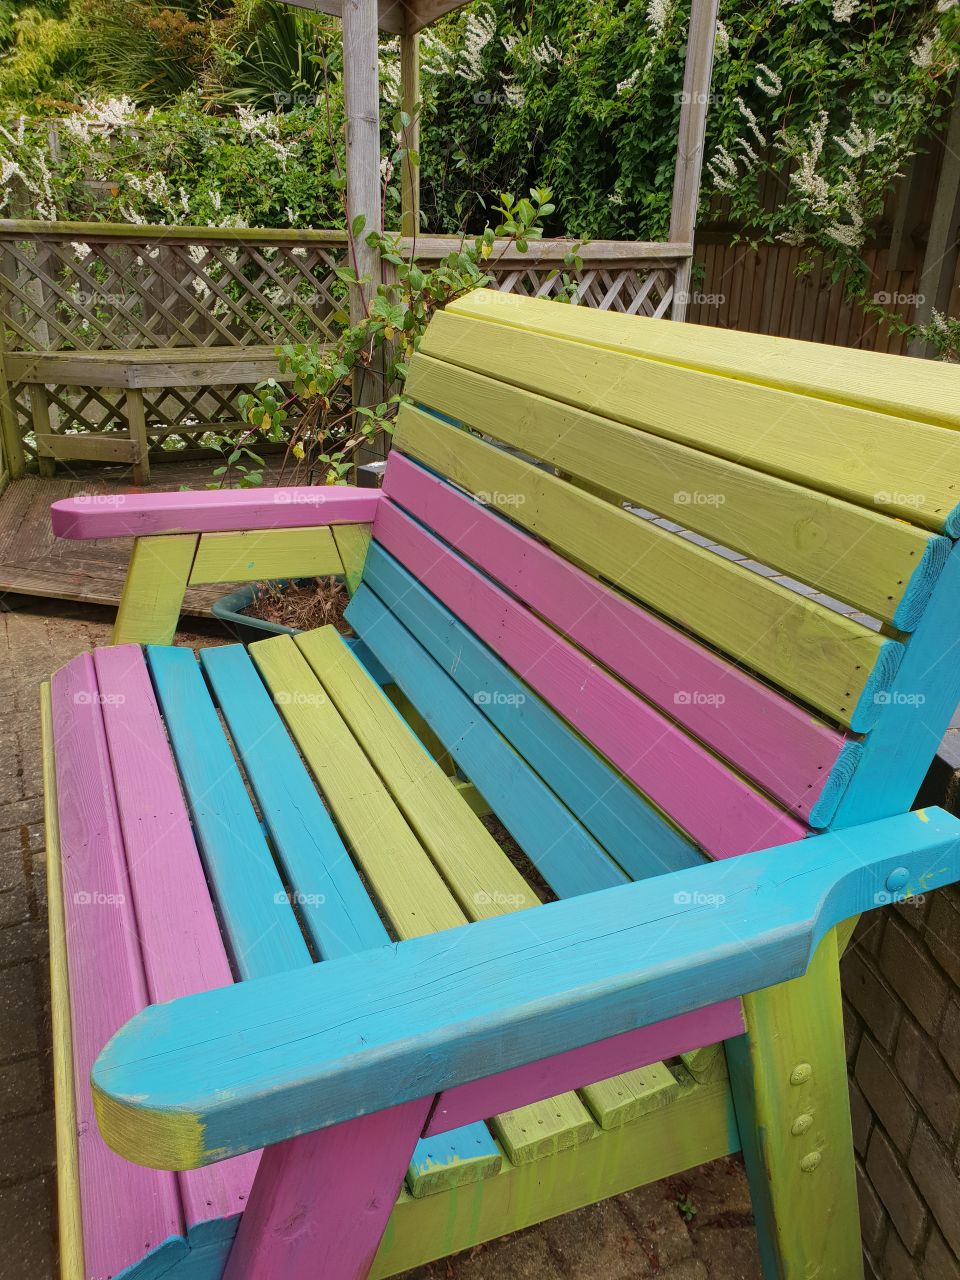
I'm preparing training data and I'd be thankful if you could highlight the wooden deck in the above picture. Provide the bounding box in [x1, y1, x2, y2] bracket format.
[0, 460, 284, 615]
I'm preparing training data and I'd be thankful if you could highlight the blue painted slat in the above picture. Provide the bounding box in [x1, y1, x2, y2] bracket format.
[360, 544, 705, 879]
[146, 645, 310, 979]
[198, 644, 500, 1190]
[828, 542, 960, 829]
[200, 644, 385, 960]
[345, 587, 630, 899]
[93, 807, 960, 1163]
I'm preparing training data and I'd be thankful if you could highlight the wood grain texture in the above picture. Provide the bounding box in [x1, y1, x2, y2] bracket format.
[405, 353, 945, 628]
[425, 1002, 744, 1136]
[447, 288, 960, 436]
[91, 808, 960, 1166]
[113, 534, 198, 645]
[332, 521, 373, 595]
[359, 543, 703, 877]
[93, 645, 258, 1232]
[146, 644, 311, 979]
[345, 588, 632, 895]
[726, 930, 864, 1279]
[51, 485, 380, 539]
[252, 631, 596, 1171]
[372, 1079, 736, 1278]
[830, 542, 960, 829]
[50, 654, 184, 1277]
[41, 682, 84, 1280]
[200, 641, 502, 1197]
[365, 517, 806, 857]
[381, 456, 848, 820]
[424, 302, 960, 535]
[224, 1098, 433, 1280]
[394, 406, 901, 732]
[188, 527, 344, 585]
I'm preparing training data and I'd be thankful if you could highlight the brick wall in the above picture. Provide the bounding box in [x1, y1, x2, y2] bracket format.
[841, 841, 960, 1278]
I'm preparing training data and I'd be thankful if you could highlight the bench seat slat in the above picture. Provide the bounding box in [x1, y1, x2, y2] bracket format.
[50, 654, 184, 1279]
[406, 353, 947, 628]
[93, 645, 258, 1235]
[382, 454, 849, 822]
[364, 521, 806, 857]
[198, 643, 500, 1197]
[431, 299, 960, 535]
[250, 633, 598, 1170]
[146, 646, 311, 979]
[395, 407, 902, 733]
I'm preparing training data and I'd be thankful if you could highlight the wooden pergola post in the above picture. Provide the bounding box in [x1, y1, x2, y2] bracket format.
[908, 78, 960, 357]
[669, 0, 720, 321]
[400, 31, 421, 237]
[342, 0, 383, 322]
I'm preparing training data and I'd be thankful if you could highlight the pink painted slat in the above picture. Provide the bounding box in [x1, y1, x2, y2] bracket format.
[93, 645, 260, 1235]
[425, 1001, 745, 1136]
[223, 1096, 433, 1280]
[374, 500, 808, 858]
[382, 453, 846, 820]
[51, 653, 183, 1279]
[51, 485, 380, 539]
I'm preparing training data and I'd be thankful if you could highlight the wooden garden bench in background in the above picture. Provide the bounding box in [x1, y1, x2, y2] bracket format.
[8, 345, 293, 484]
[43, 289, 960, 1280]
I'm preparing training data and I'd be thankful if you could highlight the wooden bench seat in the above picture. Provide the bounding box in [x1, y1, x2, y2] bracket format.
[43, 289, 960, 1280]
[10, 345, 296, 484]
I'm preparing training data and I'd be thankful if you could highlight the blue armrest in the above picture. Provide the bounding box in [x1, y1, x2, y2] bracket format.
[93, 808, 960, 1169]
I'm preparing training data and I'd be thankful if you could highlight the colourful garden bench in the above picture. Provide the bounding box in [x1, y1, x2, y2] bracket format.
[44, 289, 960, 1280]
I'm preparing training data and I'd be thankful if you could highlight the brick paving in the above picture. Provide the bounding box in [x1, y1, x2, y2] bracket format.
[0, 596, 762, 1280]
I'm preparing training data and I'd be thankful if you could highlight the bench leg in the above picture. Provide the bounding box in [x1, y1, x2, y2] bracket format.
[223, 1096, 433, 1280]
[725, 928, 863, 1280]
[125, 388, 150, 486]
[29, 384, 56, 478]
[113, 534, 198, 645]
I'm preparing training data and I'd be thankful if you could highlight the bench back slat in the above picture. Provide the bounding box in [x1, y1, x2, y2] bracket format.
[394, 404, 901, 733]
[405, 353, 949, 630]
[382, 454, 849, 822]
[366, 510, 806, 858]
[431, 292, 960, 534]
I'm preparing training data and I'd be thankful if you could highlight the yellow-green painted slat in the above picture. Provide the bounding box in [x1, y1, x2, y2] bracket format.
[680, 1044, 729, 1084]
[421, 307, 960, 535]
[580, 1061, 680, 1130]
[295, 626, 532, 922]
[406, 354, 944, 629]
[448, 288, 960, 434]
[394, 407, 898, 730]
[331, 523, 373, 595]
[113, 534, 198, 645]
[189, 526, 343, 585]
[249, 631, 598, 1168]
[370, 1077, 738, 1278]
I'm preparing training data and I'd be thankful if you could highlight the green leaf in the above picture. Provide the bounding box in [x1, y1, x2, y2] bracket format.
[351, 213, 367, 237]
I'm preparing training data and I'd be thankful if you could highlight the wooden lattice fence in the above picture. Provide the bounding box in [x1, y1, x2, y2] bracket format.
[0, 221, 691, 474]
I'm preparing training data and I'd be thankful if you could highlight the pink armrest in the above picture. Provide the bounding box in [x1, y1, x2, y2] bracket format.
[51, 486, 381, 539]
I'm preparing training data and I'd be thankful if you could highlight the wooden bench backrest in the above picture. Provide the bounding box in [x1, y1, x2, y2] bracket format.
[353, 289, 960, 866]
